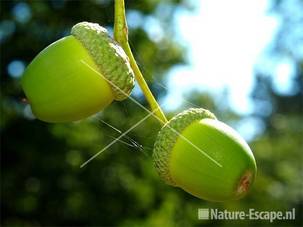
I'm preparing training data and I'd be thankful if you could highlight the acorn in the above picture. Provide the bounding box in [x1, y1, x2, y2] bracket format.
[153, 108, 257, 202]
[21, 22, 135, 123]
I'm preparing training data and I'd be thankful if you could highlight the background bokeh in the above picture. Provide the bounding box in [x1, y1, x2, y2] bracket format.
[1, 0, 302, 226]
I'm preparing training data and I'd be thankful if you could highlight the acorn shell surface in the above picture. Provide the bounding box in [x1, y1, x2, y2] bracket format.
[170, 118, 256, 201]
[22, 35, 114, 122]
[153, 108, 257, 201]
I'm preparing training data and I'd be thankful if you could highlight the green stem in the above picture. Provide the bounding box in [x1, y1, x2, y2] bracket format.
[114, 0, 168, 124]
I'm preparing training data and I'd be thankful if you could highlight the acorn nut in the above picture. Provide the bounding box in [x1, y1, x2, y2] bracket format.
[153, 108, 257, 202]
[21, 22, 135, 123]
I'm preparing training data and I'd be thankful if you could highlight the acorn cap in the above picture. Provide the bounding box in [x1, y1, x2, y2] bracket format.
[71, 22, 135, 101]
[153, 108, 217, 185]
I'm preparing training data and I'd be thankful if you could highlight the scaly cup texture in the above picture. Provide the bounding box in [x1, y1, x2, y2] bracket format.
[22, 22, 135, 122]
[153, 108, 257, 202]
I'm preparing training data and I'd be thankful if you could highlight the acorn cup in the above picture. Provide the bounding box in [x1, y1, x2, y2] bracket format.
[21, 22, 135, 123]
[153, 108, 257, 202]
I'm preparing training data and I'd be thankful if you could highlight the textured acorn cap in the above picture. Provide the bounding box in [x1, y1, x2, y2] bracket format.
[153, 108, 217, 186]
[71, 22, 135, 101]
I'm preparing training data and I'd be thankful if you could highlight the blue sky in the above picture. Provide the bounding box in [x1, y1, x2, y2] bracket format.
[162, 0, 280, 114]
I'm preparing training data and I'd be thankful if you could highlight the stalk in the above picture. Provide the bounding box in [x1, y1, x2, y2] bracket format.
[114, 0, 168, 124]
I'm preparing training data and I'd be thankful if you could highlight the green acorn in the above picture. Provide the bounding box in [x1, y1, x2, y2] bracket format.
[153, 108, 257, 202]
[21, 22, 135, 123]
